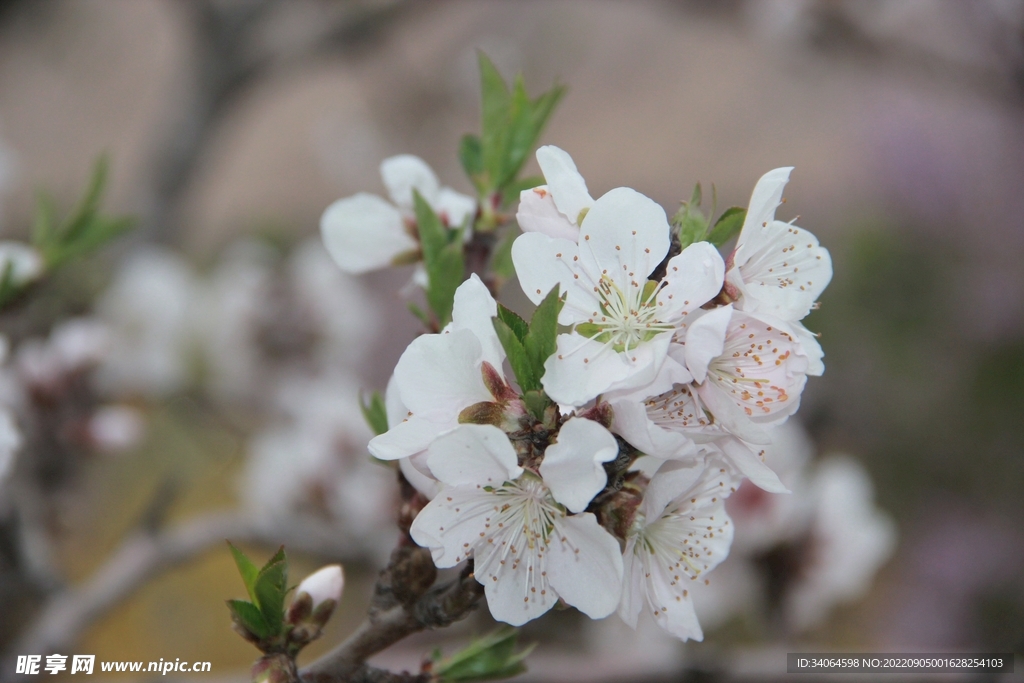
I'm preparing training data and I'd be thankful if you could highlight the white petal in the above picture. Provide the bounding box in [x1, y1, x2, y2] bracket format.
[426, 424, 522, 487]
[393, 328, 490, 417]
[704, 310, 808, 425]
[399, 453, 441, 499]
[380, 154, 440, 209]
[719, 437, 788, 493]
[694, 383, 771, 444]
[656, 241, 725, 323]
[410, 486, 493, 567]
[547, 512, 624, 619]
[368, 415, 441, 461]
[536, 145, 593, 225]
[434, 187, 476, 228]
[647, 557, 703, 641]
[541, 333, 648, 407]
[320, 193, 416, 274]
[617, 538, 645, 628]
[682, 305, 732, 384]
[511, 232, 587, 324]
[578, 187, 670, 291]
[792, 320, 825, 376]
[609, 397, 695, 461]
[740, 167, 791, 236]
[540, 417, 618, 513]
[450, 275, 504, 370]
[733, 220, 832, 321]
[641, 460, 705, 521]
[516, 186, 581, 242]
[478, 542, 557, 626]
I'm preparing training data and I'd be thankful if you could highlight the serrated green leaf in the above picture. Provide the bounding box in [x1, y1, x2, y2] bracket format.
[426, 241, 465, 328]
[459, 134, 484, 190]
[254, 558, 288, 634]
[478, 52, 511, 189]
[360, 391, 389, 436]
[707, 206, 746, 247]
[493, 317, 536, 392]
[523, 285, 564, 384]
[227, 599, 272, 640]
[496, 76, 537, 190]
[415, 190, 464, 327]
[260, 546, 287, 573]
[689, 182, 702, 209]
[435, 626, 535, 683]
[228, 542, 260, 604]
[496, 303, 529, 343]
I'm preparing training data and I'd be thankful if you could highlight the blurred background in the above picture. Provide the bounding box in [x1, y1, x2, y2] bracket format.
[0, 1, 1022, 681]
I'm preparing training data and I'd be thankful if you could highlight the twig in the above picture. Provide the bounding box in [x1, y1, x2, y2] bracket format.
[2, 511, 370, 670]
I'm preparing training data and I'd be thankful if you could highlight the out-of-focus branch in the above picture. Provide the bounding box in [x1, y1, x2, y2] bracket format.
[3, 511, 370, 667]
[147, 0, 415, 244]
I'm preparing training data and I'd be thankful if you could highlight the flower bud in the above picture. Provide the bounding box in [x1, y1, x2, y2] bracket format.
[296, 564, 343, 611]
[286, 565, 343, 644]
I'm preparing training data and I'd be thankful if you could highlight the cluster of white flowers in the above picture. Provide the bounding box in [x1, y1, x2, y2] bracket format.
[331, 145, 833, 641]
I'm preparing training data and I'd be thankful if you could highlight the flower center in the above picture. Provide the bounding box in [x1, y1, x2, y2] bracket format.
[575, 276, 673, 352]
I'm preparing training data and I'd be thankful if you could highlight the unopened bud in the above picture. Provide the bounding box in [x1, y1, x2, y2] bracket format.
[295, 565, 344, 612]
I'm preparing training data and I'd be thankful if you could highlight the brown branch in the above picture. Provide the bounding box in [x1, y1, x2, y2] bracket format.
[2, 511, 370, 664]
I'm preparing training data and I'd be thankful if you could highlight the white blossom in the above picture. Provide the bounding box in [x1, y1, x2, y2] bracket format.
[726, 167, 832, 375]
[96, 249, 196, 396]
[784, 455, 896, 629]
[368, 274, 505, 461]
[321, 155, 475, 274]
[410, 424, 624, 626]
[619, 458, 738, 641]
[512, 188, 724, 406]
[87, 405, 145, 454]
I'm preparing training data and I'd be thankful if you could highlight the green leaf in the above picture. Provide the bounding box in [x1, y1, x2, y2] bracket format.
[459, 132, 487, 197]
[254, 557, 288, 634]
[492, 317, 536, 392]
[478, 52, 511, 189]
[496, 76, 537, 190]
[434, 626, 535, 682]
[523, 285, 564, 384]
[522, 390, 550, 422]
[227, 599, 272, 640]
[459, 134, 483, 183]
[707, 206, 746, 247]
[414, 190, 465, 327]
[360, 391, 389, 436]
[228, 542, 260, 605]
[689, 181, 702, 209]
[496, 303, 529, 343]
[427, 241, 465, 328]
